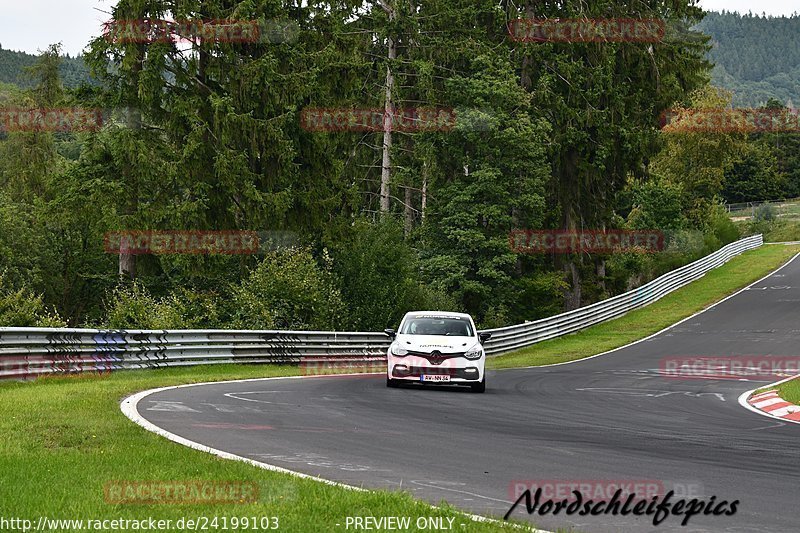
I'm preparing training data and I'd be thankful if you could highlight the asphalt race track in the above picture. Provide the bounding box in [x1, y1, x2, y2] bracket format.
[135, 254, 800, 533]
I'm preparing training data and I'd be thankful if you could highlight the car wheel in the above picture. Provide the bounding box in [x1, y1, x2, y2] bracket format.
[387, 377, 400, 388]
[471, 377, 486, 393]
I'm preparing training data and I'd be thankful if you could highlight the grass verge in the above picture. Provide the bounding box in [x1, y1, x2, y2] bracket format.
[0, 365, 529, 531]
[775, 377, 800, 405]
[488, 244, 800, 369]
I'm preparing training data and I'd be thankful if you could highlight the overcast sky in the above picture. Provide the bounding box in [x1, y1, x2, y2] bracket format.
[0, 0, 798, 56]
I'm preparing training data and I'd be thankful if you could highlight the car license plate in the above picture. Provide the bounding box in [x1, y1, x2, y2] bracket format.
[421, 375, 450, 382]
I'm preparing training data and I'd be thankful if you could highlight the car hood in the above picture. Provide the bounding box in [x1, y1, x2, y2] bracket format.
[394, 334, 478, 353]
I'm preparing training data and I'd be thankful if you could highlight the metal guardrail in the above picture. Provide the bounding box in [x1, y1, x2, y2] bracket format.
[0, 330, 391, 380]
[480, 234, 763, 354]
[0, 235, 763, 379]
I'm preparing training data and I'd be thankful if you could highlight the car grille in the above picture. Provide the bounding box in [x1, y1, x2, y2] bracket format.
[405, 350, 466, 363]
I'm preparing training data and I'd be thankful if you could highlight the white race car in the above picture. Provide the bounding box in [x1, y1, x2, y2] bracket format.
[384, 311, 491, 393]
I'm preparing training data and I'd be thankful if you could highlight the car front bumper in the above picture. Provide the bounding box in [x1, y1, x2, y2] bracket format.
[387, 354, 484, 383]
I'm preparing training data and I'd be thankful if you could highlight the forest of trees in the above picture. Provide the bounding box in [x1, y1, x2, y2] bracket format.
[0, 45, 93, 89]
[0, 1, 798, 333]
[695, 12, 800, 107]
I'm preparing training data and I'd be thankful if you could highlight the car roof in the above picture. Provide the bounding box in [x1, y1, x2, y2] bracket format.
[403, 311, 473, 320]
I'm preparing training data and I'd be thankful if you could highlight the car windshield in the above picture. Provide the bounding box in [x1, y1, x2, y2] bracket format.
[400, 316, 474, 336]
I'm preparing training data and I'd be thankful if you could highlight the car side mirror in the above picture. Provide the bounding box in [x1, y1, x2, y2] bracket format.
[384, 328, 396, 340]
[479, 332, 492, 343]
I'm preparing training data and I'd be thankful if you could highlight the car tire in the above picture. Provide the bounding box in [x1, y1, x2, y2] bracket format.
[387, 377, 400, 388]
[471, 377, 486, 393]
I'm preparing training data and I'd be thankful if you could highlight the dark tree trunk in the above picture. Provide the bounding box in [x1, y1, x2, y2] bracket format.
[562, 260, 582, 311]
[558, 150, 583, 311]
[596, 258, 606, 293]
[379, 1, 396, 213]
[404, 185, 414, 236]
[118, 42, 145, 281]
[421, 163, 428, 224]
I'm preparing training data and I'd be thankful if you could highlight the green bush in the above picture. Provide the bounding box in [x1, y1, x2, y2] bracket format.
[479, 305, 510, 329]
[662, 230, 707, 257]
[627, 180, 687, 230]
[0, 274, 65, 327]
[753, 203, 777, 222]
[605, 230, 713, 295]
[104, 282, 185, 329]
[507, 271, 568, 323]
[227, 247, 345, 331]
[0, 195, 49, 296]
[331, 219, 459, 330]
[410, 283, 461, 316]
[606, 251, 654, 294]
[161, 288, 223, 329]
[708, 204, 740, 247]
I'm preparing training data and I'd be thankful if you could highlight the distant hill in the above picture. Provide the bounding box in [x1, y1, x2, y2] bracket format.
[0, 45, 95, 89]
[696, 12, 800, 107]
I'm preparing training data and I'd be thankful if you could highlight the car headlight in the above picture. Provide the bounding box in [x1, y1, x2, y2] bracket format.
[391, 345, 408, 357]
[464, 346, 483, 360]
